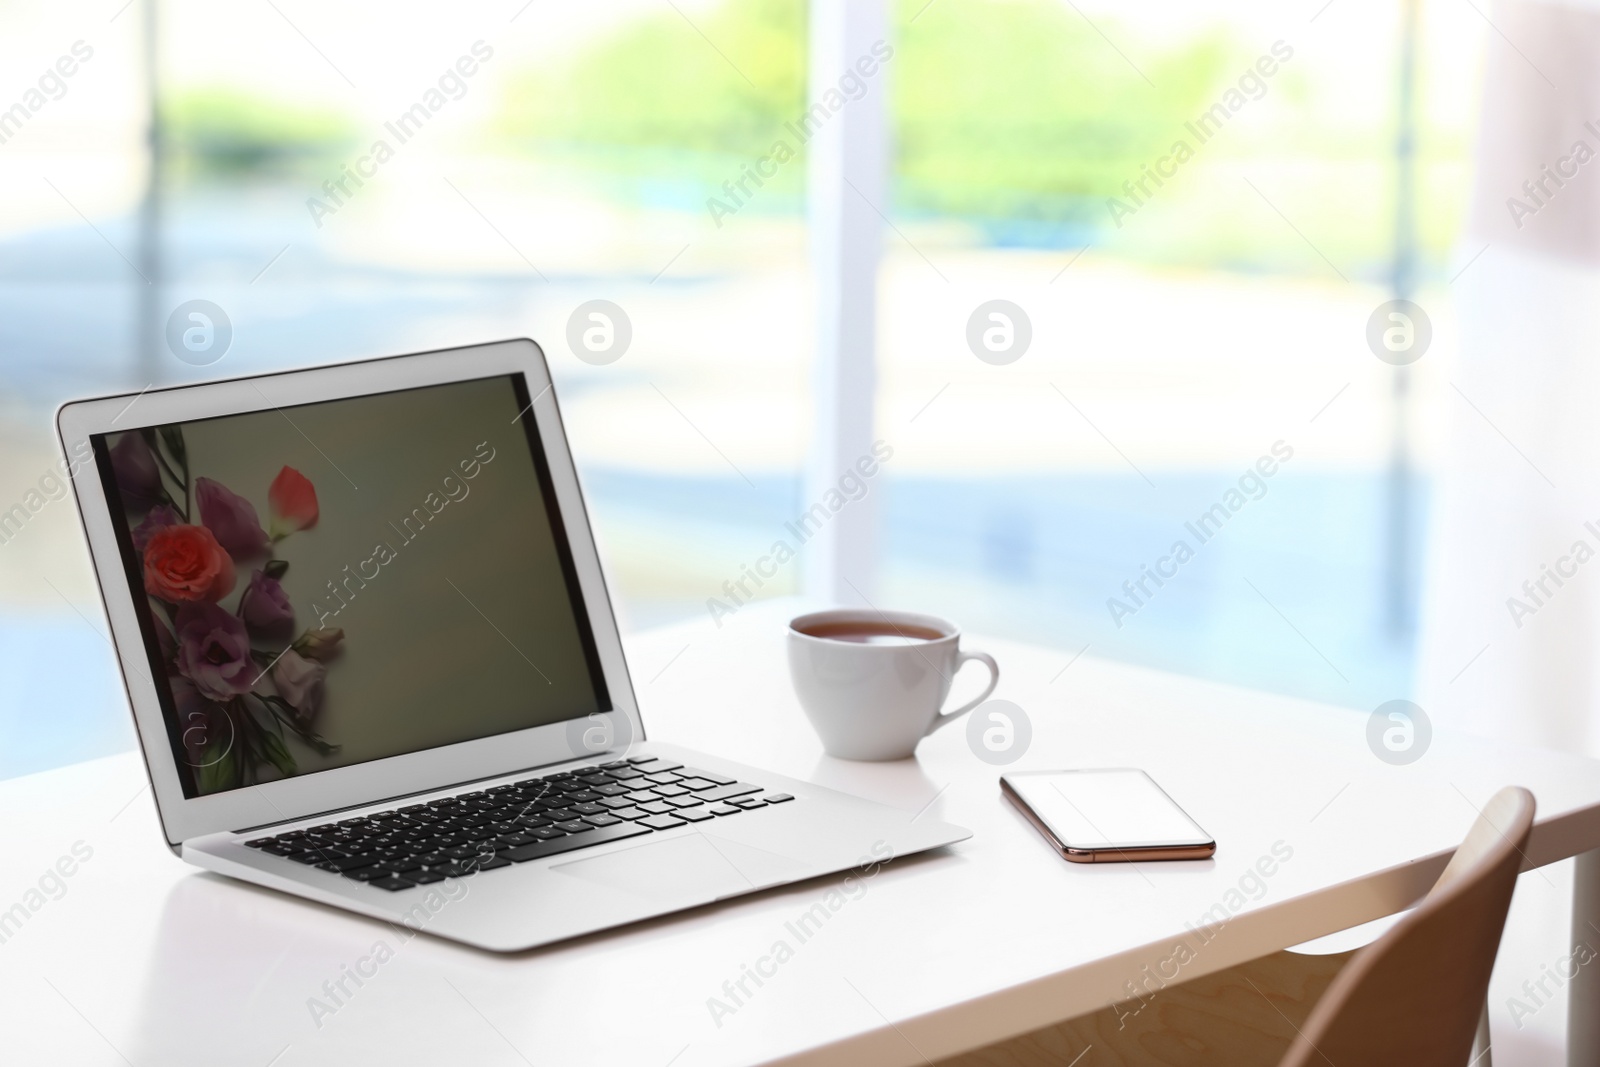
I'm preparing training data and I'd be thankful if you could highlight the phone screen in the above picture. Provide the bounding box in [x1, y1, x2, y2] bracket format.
[1004, 769, 1212, 850]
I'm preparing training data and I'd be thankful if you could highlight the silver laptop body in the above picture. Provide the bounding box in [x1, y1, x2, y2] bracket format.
[59, 338, 968, 951]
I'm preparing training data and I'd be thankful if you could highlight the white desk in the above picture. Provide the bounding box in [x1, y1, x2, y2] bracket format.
[5, 599, 1600, 1066]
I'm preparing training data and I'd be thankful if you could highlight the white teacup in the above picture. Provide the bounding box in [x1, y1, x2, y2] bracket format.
[787, 608, 1000, 761]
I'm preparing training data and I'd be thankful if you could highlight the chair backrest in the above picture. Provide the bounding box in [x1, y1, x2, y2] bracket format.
[1278, 786, 1535, 1067]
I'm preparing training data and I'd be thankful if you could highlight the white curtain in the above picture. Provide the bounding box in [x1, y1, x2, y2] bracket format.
[1418, 0, 1600, 753]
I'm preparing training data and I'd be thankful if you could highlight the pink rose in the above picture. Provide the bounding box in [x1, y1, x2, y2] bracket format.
[144, 525, 235, 603]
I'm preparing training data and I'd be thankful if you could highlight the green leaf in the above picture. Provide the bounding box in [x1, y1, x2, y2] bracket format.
[196, 757, 233, 794]
[158, 425, 187, 467]
[260, 729, 298, 778]
[259, 693, 340, 756]
[264, 559, 288, 580]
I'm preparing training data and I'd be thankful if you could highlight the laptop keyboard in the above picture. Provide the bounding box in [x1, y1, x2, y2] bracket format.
[243, 756, 794, 891]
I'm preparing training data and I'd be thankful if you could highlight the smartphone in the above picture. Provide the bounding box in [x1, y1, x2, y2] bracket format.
[1000, 769, 1215, 862]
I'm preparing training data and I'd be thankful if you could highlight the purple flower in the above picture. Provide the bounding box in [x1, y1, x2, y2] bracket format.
[110, 434, 162, 507]
[196, 477, 270, 559]
[132, 505, 180, 555]
[175, 602, 256, 702]
[240, 569, 294, 641]
[272, 649, 326, 720]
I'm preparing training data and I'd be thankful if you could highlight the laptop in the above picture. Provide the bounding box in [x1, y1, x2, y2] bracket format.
[58, 338, 969, 952]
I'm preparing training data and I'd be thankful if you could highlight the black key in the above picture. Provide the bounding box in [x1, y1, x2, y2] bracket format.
[337, 817, 369, 827]
[638, 801, 675, 815]
[578, 774, 612, 786]
[528, 826, 566, 840]
[592, 784, 629, 797]
[665, 796, 703, 809]
[765, 793, 795, 804]
[503, 821, 652, 863]
[346, 868, 388, 882]
[446, 845, 485, 859]
[318, 854, 381, 873]
[515, 815, 553, 829]
[245, 838, 271, 849]
[461, 791, 485, 800]
[697, 782, 762, 803]
[380, 856, 425, 873]
[494, 833, 535, 848]
[639, 814, 686, 830]
[706, 804, 741, 816]
[565, 790, 602, 803]
[398, 806, 426, 814]
[681, 769, 736, 786]
[410, 870, 446, 885]
[310, 822, 339, 832]
[626, 755, 658, 764]
[582, 813, 623, 827]
[571, 802, 607, 816]
[675, 807, 714, 823]
[608, 807, 649, 820]
[290, 847, 348, 865]
[632, 759, 683, 774]
[487, 784, 516, 794]
[678, 778, 718, 792]
[555, 821, 593, 834]
[369, 876, 418, 891]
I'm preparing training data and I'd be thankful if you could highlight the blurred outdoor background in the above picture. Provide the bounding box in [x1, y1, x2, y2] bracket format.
[1, 0, 1477, 782]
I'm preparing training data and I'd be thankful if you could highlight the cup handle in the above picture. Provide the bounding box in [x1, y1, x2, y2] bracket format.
[927, 649, 1000, 735]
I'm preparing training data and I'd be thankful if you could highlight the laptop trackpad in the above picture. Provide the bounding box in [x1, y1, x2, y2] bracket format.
[550, 833, 806, 903]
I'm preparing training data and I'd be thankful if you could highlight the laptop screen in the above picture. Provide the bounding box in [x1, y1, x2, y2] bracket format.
[90, 372, 610, 798]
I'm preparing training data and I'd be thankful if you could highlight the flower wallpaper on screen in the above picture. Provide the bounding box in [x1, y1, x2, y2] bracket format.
[109, 425, 342, 794]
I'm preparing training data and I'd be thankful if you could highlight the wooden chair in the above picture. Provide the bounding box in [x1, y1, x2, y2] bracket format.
[936, 786, 1535, 1067]
[1278, 784, 1534, 1067]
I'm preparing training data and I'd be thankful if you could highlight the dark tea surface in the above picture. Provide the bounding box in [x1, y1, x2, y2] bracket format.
[794, 620, 948, 645]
